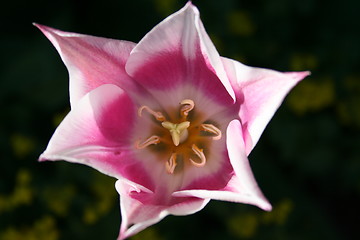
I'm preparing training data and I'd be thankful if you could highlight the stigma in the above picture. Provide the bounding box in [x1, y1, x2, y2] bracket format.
[161, 121, 190, 146]
[136, 99, 222, 174]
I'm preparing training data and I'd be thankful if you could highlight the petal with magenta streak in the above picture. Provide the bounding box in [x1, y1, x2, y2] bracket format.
[40, 84, 153, 189]
[125, 2, 234, 108]
[34, 23, 138, 107]
[222, 57, 310, 155]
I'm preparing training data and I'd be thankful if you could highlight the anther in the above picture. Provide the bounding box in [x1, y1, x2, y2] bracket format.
[180, 99, 195, 117]
[189, 144, 206, 167]
[138, 105, 166, 121]
[135, 135, 160, 149]
[165, 153, 177, 174]
[200, 124, 222, 140]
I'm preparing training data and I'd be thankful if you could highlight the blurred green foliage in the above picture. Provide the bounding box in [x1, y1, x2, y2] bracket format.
[1, 0, 359, 239]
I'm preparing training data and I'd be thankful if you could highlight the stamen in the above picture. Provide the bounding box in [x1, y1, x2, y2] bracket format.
[165, 153, 177, 174]
[189, 144, 206, 167]
[162, 121, 190, 146]
[180, 99, 195, 117]
[200, 123, 222, 140]
[138, 105, 166, 121]
[135, 135, 160, 149]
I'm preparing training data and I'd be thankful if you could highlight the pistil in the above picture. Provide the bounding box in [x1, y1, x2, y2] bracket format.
[161, 121, 190, 146]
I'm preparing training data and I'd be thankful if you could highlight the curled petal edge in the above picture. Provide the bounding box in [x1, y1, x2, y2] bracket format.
[115, 179, 210, 239]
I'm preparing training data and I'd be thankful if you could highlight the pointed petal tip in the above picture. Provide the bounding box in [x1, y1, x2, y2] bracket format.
[265, 205, 272, 211]
[38, 154, 47, 162]
[33, 23, 69, 38]
[286, 70, 311, 81]
[249, 191, 272, 211]
[33, 23, 57, 39]
[259, 200, 272, 212]
[117, 224, 135, 240]
[117, 230, 127, 240]
[38, 152, 55, 162]
[303, 70, 311, 76]
[298, 70, 311, 79]
[184, 1, 194, 8]
[33, 22, 49, 31]
[252, 192, 272, 211]
[33, 23, 47, 33]
[32, 22, 44, 28]
[181, 1, 199, 16]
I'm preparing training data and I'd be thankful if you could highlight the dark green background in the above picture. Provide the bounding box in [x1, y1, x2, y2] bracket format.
[1, 0, 359, 239]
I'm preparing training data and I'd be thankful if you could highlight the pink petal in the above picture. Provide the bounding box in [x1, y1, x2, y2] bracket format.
[115, 179, 209, 240]
[34, 24, 137, 107]
[222, 57, 310, 155]
[39, 84, 152, 187]
[225, 120, 271, 210]
[125, 2, 235, 107]
[173, 120, 271, 211]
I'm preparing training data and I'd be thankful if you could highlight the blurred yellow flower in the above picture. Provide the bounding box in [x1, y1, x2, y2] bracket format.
[228, 11, 255, 37]
[154, 0, 177, 16]
[262, 198, 294, 225]
[336, 75, 360, 127]
[287, 76, 335, 115]
[130, 228, 164, 240]
[290, 53, 318, 71]
[0, 169, 33, 213]
[0, 216, 58, 240]
[42, 185, 75, 216]
[228, 213, 258, 238]
[83, 173, 116, 224]
[11, 134, 35, 158]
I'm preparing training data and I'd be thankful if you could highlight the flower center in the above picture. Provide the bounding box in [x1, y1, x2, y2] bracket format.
[135, 99, 222, 174]
[161, 121, 190, 146]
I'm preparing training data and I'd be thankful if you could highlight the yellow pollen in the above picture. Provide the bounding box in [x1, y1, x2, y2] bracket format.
[138, 105, 166, 121]
[165, 153, 177, 174]
[161, 121, 190, 146]
[189, 144, 206, 167]
[135, 135, 161, 149]
[200, 123, 222, 140]
[180, 99, 195, 117]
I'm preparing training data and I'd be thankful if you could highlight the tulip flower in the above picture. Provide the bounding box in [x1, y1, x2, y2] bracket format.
[36, 2, 309, 239]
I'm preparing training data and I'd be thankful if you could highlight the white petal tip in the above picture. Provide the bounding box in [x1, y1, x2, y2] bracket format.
[117, 233, 127, 240]
[38, 154, 48, 162]
[298, 70, 311, 78]
[33, 23, 48, 31]
[180, 1, 199, 17]
[255, 197, 272, 211]
[261, 203, 273, 212]
[33, 23, 57, 39]
[286, 71, 311, 81]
